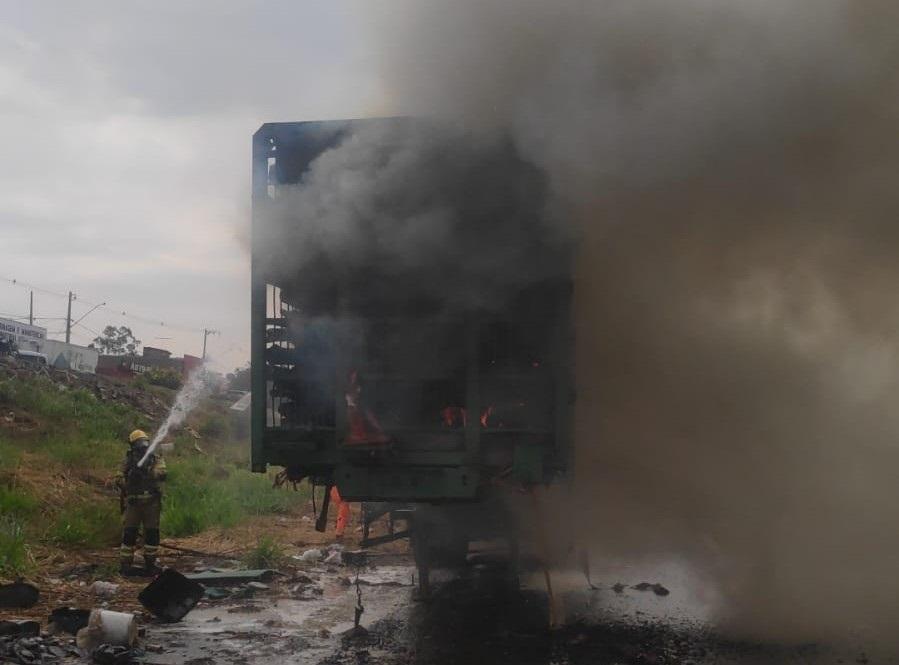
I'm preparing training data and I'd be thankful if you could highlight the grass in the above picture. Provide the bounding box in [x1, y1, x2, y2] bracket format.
[0, 486, 39, 518]
[161, 455, 308, 537]
[47, 503, 121, 548]
[0, 371, 308, 559]
[0, 437, 21, 471]
[0, 516, 30, 575]
[242, 535, 286, 569]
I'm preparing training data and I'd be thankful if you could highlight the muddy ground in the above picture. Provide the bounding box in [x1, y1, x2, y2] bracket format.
[4, 511, 888, 665]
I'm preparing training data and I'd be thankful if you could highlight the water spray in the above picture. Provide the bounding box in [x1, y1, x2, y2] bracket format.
[137, 367, 213, 468]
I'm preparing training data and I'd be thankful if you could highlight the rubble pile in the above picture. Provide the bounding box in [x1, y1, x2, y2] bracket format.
[0, 630, 74, 665]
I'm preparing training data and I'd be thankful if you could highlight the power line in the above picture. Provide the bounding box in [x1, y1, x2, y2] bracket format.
[0, 274, 207, 335]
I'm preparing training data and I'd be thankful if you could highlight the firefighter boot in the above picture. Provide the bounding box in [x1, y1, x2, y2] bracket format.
[143, 554, 161, 576]
[119, 527, 138, 575]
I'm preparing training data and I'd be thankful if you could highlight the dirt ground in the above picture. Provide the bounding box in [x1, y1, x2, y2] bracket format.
[3, 503, 889, 665]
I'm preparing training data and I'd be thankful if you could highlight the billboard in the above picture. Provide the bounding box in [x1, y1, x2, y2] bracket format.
[40, 340, 99, 374]
[0, 317, 47, 351]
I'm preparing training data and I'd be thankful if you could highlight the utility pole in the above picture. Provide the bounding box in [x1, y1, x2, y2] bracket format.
[202, 328, 219, 360]
[65, 291, 74, 344]
[28, 291, 33, 326]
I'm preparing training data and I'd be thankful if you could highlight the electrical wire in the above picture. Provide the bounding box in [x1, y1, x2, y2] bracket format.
[0, 274, 207, 334]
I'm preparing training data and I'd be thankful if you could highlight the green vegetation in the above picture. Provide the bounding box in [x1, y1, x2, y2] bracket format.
[0, 486, 38, 518]
[144, 367, 183, 390]
[0, 516, 29, 575]
[242, 535, 286, 569]
[199, 411, 230, 440]
[0, 438, 20, 471]
[161, 455, 306, 537]
[47, 503, 121, 548]
[0, 371, 306, 571]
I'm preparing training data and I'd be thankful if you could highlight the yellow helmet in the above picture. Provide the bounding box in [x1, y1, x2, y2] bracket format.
[128, 429, 149, 444]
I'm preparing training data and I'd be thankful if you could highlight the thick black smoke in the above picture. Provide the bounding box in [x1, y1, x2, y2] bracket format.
[260, 119, 569, 317]
[356, 0, 899, 645]
[259, 0, 898, 645]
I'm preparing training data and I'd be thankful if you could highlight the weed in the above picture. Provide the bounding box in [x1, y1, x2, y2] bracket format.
[0, 516, 30, 575]
[47, 503, 121, 548]
[242, 536, 285, 569]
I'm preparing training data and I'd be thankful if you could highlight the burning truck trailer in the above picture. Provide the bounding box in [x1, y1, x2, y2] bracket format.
[250, 119, 574, 595]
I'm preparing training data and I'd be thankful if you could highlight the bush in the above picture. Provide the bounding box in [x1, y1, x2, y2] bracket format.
[144, 368, 183, 390]
[0, 516, 30, 574]
[47, 503, 121, 548]
[242, 536, 285, 569]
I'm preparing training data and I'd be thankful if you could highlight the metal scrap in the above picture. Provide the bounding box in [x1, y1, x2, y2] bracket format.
[183, 568, 280, 584]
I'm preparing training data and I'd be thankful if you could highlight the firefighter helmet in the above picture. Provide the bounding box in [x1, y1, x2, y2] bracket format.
[128, 429, 149, 444]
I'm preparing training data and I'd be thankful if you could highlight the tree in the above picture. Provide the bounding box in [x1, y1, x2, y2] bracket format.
[90, 325, 141, 355]
[227, 364, 251, 391]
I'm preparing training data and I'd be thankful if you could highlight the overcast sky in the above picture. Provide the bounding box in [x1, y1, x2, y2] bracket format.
[0, 0, 385, 371]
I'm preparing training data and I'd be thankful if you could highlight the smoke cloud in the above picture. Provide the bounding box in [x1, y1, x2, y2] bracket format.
[357, 0, 899, 645]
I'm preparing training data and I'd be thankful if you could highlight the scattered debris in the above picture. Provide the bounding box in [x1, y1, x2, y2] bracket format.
[226, 604, 264, 614]
[47, 608, 91, 636]
[0, 621, 40, 638]
[245, 581, 270, 591]
[183, 568, 279, 584]
[138, 569, 204, 622]
[90, 581, 119, 598]
[0, 581, 39, 608]
[612, 583, 626, 594]
[323, 550, 343, 566]
[296, 548, 323, 563]
[160, 542, 237, 558]
[0, 632, 71, 664]
[632, 582, 670, 597]
[343, 550, 368, 567]
[91, 643, 140, 665]
[203, 587, 231, 600]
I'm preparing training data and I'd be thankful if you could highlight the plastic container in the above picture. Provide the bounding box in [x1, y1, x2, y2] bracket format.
[75, 610, 137, 650]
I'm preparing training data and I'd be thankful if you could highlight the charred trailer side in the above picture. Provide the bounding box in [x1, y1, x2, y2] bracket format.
[251, 119, 574, 572]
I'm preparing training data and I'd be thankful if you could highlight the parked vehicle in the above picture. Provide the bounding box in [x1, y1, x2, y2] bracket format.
[16, 350, 48, 368]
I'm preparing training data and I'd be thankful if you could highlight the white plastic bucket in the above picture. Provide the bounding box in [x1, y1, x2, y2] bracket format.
[75, 609, 137, 650]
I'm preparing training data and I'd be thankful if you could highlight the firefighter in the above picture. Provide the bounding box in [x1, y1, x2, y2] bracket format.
[117, 429, 167, 575]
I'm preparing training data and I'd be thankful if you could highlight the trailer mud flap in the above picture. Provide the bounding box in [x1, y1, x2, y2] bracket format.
[334, 465, 480, 502]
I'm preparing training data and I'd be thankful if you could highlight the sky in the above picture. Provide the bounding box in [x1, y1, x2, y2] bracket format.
[0, 0, 385, 371]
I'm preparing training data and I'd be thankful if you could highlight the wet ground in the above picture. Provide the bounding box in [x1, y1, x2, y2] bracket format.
[138, 555, 887, 665]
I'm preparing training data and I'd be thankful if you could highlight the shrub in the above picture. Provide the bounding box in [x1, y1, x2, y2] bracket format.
[144, 368, 183, 390]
